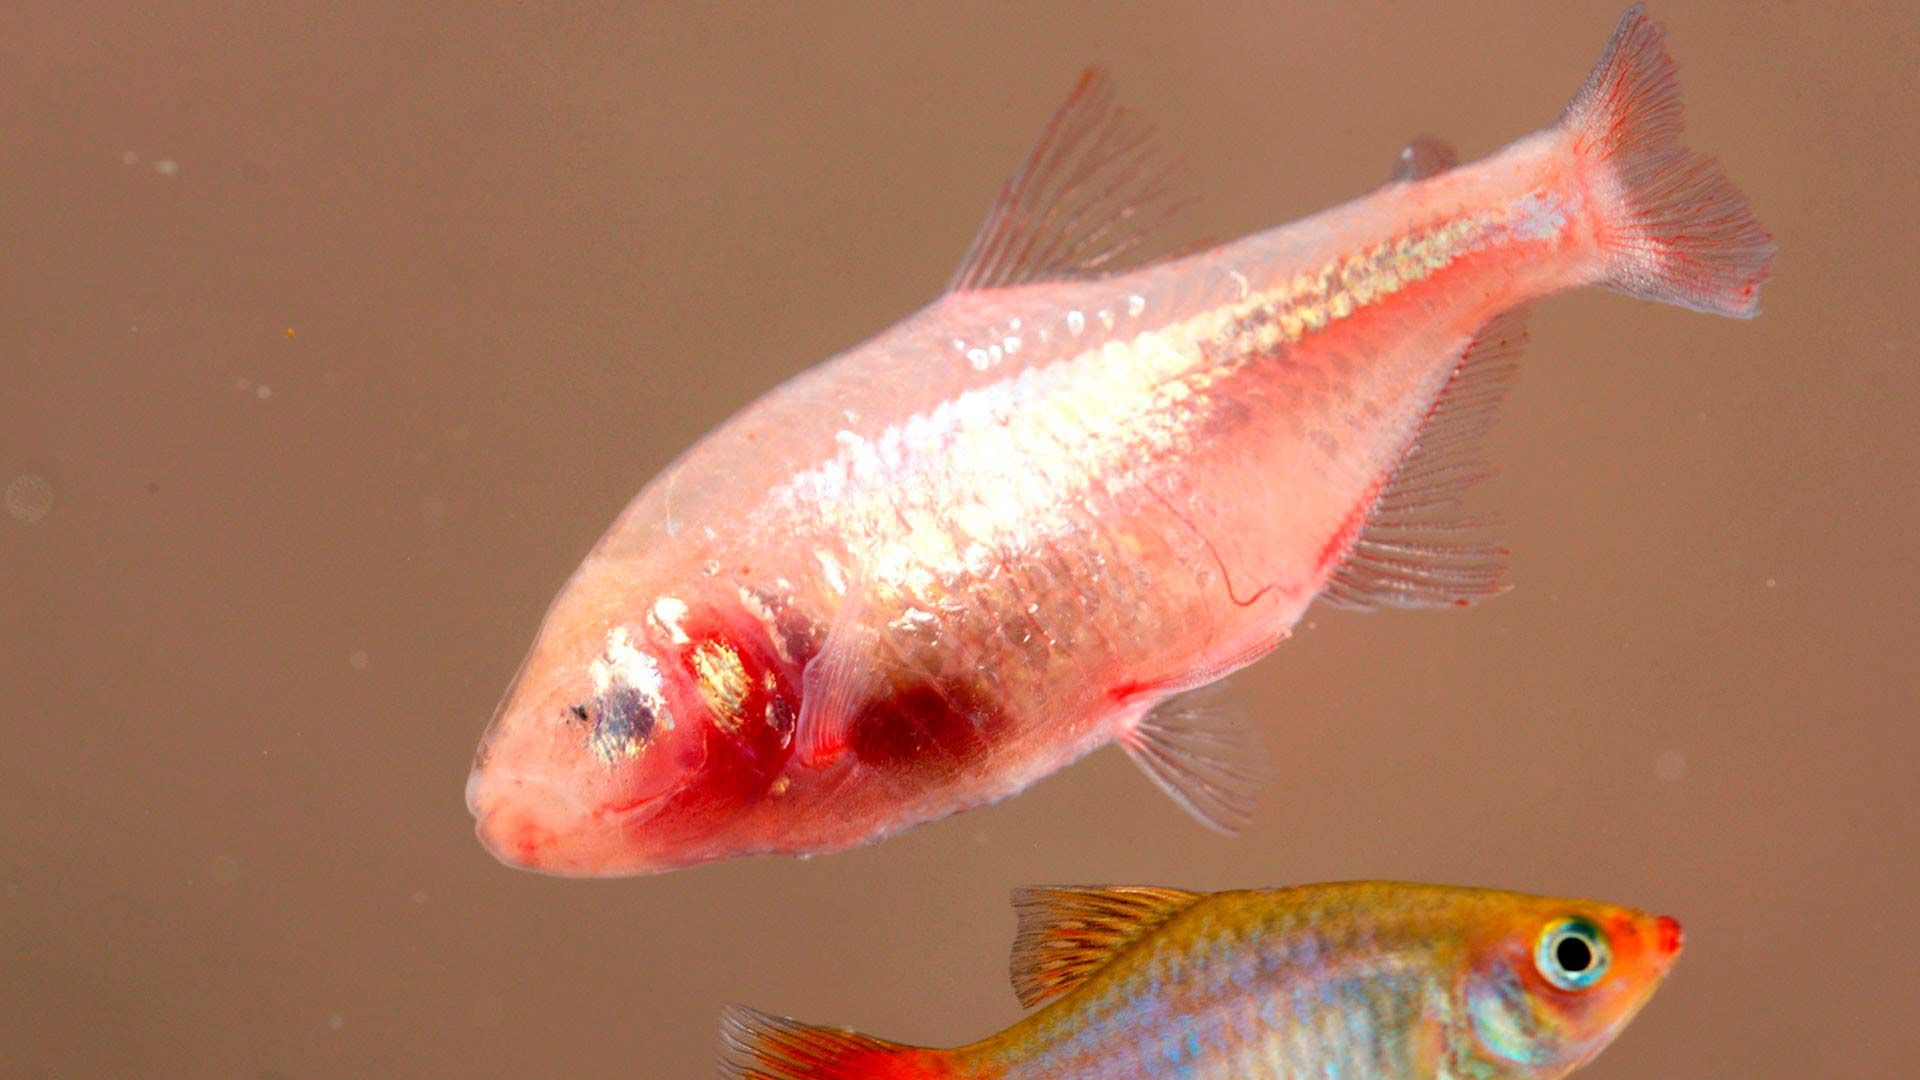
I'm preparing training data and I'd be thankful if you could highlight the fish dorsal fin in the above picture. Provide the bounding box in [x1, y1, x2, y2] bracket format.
[1391, 134, 1459, 182]
[1119, 688, 1272, 834]
[1323, 308, 1529, 611]
[948, 68, 1188, 293]
[1008, 886, 1203, 1009]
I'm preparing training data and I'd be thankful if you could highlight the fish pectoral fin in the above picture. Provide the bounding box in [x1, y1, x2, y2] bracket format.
[1390, 134, 1460, 182]
[1118, 690, 1272, 836]
[1007, 885, 1203, 1010]
[1322, 308, 1528, 612]
[794, 586, 880, 768]
[946, 67, 1190, 293]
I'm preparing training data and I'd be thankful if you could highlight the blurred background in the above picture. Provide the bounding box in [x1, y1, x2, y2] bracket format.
[2, 2, 1914, 1076]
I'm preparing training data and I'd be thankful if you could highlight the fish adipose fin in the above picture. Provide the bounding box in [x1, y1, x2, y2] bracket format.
[1008, 885, 1202, 1009]
[947, 67, 1189, 292]
[1119, 690, 1272, 834]
[1564, 5, 1775, 316]
[1324, 310, 1528, 611]
[1390, 134, 1459, 182]
[718, 1005, 945, 1080]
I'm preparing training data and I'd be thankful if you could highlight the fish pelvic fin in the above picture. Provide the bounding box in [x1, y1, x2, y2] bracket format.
[947, 67, 1190, 293]
[1008, 886, 1203, 1009]
[1563, 5, 1775, 317]
[719, 1006, 951, 1080]
[1119, 689, 1272, 835]
[1322, 309, 1526, 611]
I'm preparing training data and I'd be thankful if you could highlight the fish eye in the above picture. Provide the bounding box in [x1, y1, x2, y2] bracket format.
[1535, 918, 1611, 991]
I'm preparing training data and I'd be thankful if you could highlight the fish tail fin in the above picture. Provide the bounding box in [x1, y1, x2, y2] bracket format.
[1561, 5, 1775, 317]
[719, 1006, 958, 1080]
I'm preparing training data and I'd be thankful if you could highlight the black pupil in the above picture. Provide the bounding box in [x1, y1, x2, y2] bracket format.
[1555, 935, 1594, 973]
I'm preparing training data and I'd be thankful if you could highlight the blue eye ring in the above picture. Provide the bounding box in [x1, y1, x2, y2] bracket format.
[1536, 918, 1611, 991]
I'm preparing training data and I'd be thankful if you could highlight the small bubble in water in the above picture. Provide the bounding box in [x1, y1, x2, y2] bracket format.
[5, 473, 54, 524]
[410, 889, 428, 905]
[1654, 749, 1687, 783]
[154, 159, 179, 176]
[255, 384, 272, 400]
[326, 1014, 344, 1031]
[1765, 577, 1777, 589]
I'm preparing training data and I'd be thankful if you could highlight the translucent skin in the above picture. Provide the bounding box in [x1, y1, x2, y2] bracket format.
[929, 884, 1680, 1079]
[464, 125, 1618, 875]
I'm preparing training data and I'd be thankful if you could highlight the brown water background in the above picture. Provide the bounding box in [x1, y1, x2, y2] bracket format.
[3, 3, 1915, 1076]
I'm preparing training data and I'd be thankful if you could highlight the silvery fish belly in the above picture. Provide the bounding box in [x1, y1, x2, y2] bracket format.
[465, 4, 1774, 875]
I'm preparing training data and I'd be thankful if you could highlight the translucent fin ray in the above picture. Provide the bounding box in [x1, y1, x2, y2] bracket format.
[1562, 4, 1775, 316]
[1008, 886, 1202, 1009]
[1323, 309, 1528, 611]
[1119, 691, 1271, 834]
[948, 68, 1188, 292]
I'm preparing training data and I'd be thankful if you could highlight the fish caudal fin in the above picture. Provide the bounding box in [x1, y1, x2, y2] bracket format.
[1563, 5, 1775, 317]
[719, 1006, 951, 1080]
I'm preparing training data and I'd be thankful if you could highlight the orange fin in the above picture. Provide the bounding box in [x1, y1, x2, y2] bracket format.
[1119, 689, 1271, 834]
[1390, 134, 1459, 182]
[1323, 309, 1528, 611]
[1563, 5, 1774, 316]
[718, 1006, 944, 1080]
[948, 67, 1189, 292]
[1008, 886, 1203, 1009]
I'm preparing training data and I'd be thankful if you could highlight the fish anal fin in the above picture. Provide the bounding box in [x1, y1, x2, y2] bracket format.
[1391, 134, 1460, 182]
[1008, 885, 1202, 1010]
[718, 1005, 944, 1080]
[1118, 690, 1271, 835]
[947, 67, 1189, 293]
[1323, 309, 1528, 612]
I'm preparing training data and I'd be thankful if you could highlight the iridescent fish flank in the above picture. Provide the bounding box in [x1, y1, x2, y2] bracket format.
[466, 6, 1774, 875]
[719, 882, 1686, 1079]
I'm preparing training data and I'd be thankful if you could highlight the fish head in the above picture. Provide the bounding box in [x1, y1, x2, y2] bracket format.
[1458, 892, 1683, 1076]
[466, 578, 799, 876]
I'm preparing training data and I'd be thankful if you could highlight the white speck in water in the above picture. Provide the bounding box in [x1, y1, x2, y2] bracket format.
[1765, 577, 1778, 589]
[1654, 750, 1687, 783]
[326, 1014, 344, 1031]
[121, 150, 138, 166]
[965, 347, 991, 370]
[255, 384, 272, 400]
[1066, 310, 1086, 336]
[1126, 294, 1146, 318]
[347, 649, 369, 670]
[6, 473, 55, 524]
[702, 559, 722, 577]
[154, 159, 178, 176]
[209, 854, 242, 885]
[410, 889, 428, 905]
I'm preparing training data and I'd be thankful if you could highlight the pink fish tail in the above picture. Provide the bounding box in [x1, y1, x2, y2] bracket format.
[719, 1006, 962, 1080]
[1562, 5, 1776, 317]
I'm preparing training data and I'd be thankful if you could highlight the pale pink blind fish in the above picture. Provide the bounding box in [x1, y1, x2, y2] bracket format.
[466, 6, 1774, 876]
